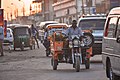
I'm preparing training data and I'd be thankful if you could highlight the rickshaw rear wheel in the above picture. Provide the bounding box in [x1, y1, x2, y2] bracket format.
[51, 58, 58, 70]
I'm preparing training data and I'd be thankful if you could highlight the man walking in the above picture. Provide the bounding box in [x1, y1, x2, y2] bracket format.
[31, 24, 39, 48]
[0, 26, 4, 56]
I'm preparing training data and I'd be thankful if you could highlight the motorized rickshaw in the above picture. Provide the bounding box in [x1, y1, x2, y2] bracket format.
[44, 23, 68, 57]
[48, 24, 94, 72]
[13, 25, 35, 51]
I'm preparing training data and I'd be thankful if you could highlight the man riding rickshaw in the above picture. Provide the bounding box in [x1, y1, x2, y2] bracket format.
[48, 20, 94, 72]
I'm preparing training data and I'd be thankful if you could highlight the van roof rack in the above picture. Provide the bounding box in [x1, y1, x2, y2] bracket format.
[80, 14, 106, 18]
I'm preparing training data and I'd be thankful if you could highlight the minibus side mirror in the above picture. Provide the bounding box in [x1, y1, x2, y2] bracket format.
[116, 36, 120, 43]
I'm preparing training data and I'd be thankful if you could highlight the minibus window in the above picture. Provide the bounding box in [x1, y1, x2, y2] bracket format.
[105, 17, 118, 38]
[116, 19, 120, 37]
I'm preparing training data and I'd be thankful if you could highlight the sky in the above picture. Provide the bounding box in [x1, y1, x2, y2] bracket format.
[2, 0, 34, 20]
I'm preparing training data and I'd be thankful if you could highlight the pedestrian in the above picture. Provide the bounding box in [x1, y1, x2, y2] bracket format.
[43, 29, 50, 49]
[31, 24, 39, 48]
[0, 26, 4, 56]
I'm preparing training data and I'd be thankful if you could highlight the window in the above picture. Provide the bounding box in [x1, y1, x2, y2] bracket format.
[79, 19, 106, 30]
[107, 17, 118, 38]
[116, 18, 120, 38]
[14, 27, 29, 35]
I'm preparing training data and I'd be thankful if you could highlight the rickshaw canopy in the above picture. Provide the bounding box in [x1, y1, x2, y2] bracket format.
[46, 23, 68, 30]
[13, 25, 31, 35]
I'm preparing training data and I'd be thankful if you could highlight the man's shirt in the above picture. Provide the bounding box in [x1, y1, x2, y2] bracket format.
[65, 26, 83, 40]
[44, 32, 48, 40]
[31, 28, 37, 36]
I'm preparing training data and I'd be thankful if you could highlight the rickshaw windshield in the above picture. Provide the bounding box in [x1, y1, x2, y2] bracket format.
[14, 28, 29, 35]
[48, 28, 64, 36]
[54, 32, 63, 41]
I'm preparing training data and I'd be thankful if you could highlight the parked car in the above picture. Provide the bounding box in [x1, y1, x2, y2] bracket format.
[4, 28, 13, 43]
[102, 7, 120, 80]
[78, 15, 106, 56]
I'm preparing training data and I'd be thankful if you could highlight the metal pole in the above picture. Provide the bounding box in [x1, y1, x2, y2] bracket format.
[11, 3, 18, 17]
[7, 12, 9, 20]
[75, 0, 78, 20]
[18, 0, 25, 16]
[0, 0, 1, 8]
[30, 4, 32, 15]
[7, 7, 12, 20]
[22, 1, 25, 16]
[82, 0, 85, 14]
[42, 0, 45, 21]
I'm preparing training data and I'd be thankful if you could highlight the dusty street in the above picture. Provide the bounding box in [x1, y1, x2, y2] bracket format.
[0, 43, 108, 80]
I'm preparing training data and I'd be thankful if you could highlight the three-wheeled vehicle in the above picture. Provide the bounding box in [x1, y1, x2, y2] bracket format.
[13, 25, 35, 51]
[48, 24, 94, 72]
[44, 24, 67, 57]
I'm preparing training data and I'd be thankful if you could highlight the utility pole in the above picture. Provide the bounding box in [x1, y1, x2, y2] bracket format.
[75, 0, 78, 20]
[0, 0, 1, 8]
[18, 0, 25, 16]
[82, 0, 85, 14]
[42, 0, 45, 21]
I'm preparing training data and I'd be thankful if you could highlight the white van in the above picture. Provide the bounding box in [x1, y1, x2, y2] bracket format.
[102, 7, 120, 80]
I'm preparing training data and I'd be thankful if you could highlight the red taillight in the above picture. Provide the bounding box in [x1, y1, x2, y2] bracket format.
[104, 18, 110, 37]
[104, 28, 108, 37]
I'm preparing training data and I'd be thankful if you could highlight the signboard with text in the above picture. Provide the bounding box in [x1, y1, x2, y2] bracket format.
[4, 20, 7, 37]
[0, 9, 4, 26]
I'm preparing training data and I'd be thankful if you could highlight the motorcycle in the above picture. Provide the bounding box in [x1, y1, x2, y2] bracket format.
[51, 31, 94, 72]
[70, 33, 94, 72]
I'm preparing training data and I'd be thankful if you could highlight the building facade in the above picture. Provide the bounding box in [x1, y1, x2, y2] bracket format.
[13, 0, 120, 25]
[43, 0, 54, 21]
[104, 0, 120, 13]
[52, 0, 102, 24]
[53, 0, 78, 24]
[28, 0, 54, 25]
